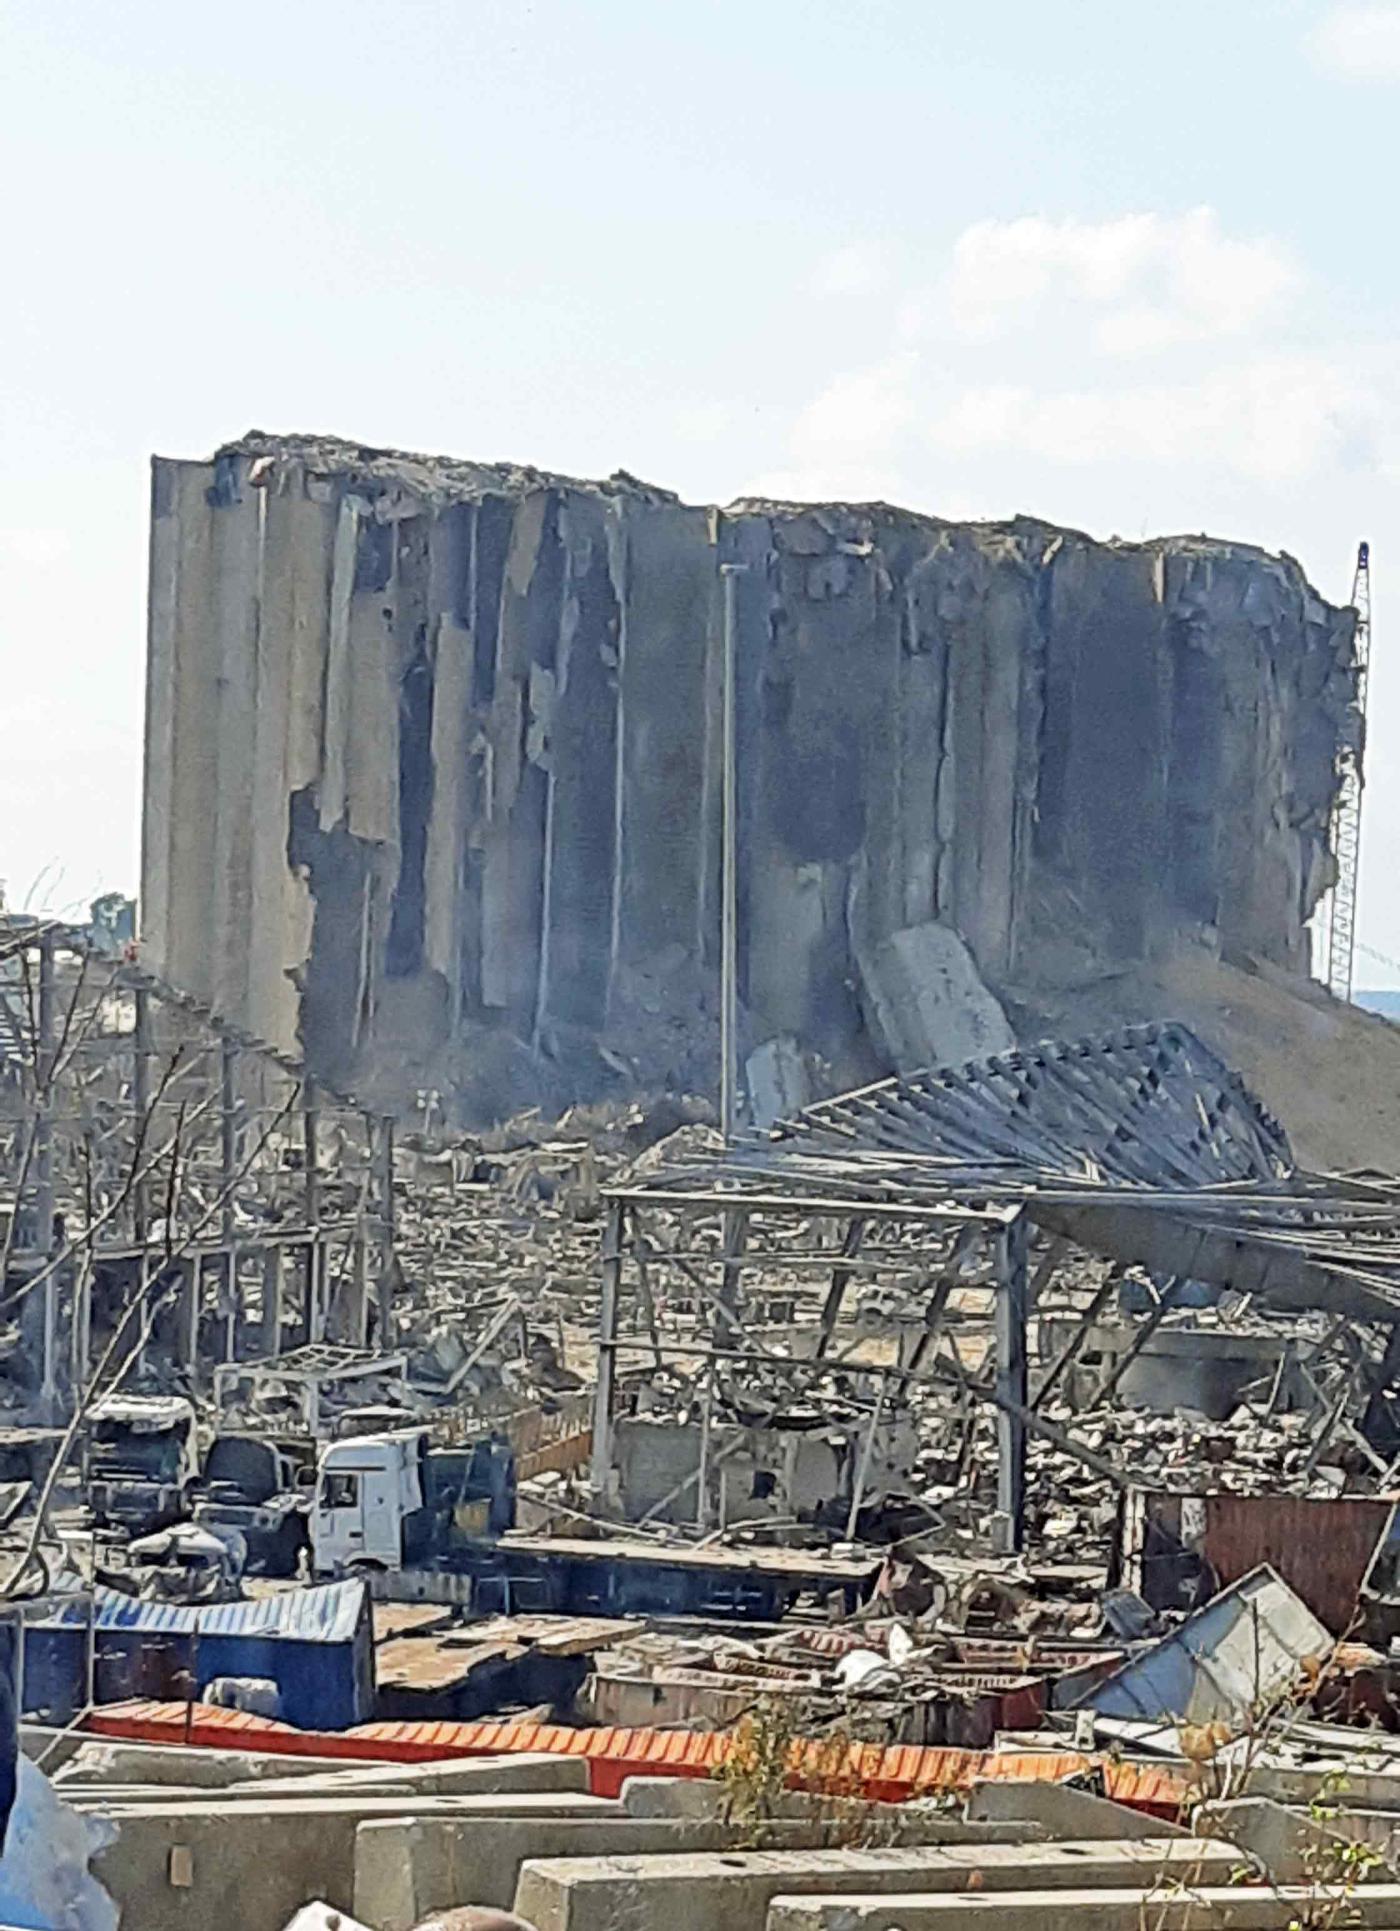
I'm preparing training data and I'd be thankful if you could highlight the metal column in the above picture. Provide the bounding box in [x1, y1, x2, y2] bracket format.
[260, 1247, 285, 1357]
[303, 1079, 322, 1343]
[719, 562, 745, 1141]
[995, 1213, 1029, 1551]
[374, 1115, 395, 1348]
[131, 987, 152, 1246]
[219, 1037, 238, 1363]
[589, 1198, 625, 1504]
[34, 933, 58, 1414]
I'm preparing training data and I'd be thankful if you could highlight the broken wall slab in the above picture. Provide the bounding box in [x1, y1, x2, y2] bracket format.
[856, 920, 1015, 1074]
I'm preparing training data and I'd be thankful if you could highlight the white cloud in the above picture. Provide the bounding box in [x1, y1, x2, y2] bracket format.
[759, 210, 1388, 513]
[810, 242, 890, 296]
[946, 208, 1298, 355]
[1308, 3, 1400, 78]
[930, 353, 1362, 482]
[791, 353, 919, 464]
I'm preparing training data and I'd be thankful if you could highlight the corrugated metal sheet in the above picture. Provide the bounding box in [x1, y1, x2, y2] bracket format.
[38, 1579, 366, 1644]
[85, 1700, 1187, 1813]
[1090, 1564, 1332, 1725]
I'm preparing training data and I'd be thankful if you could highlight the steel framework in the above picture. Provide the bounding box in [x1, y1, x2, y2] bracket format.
[1319, 540, 1372, 1003]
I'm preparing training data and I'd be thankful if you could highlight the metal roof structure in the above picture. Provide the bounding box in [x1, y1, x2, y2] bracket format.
[773, 1023, 1291, 1189]
[614, 1022, 1400, 1326]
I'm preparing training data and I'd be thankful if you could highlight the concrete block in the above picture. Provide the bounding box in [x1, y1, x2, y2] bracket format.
[765, 1882, 1400, 1931]
[360, 1793, 1046, 1928]
[856, 921, 1014, 1075]
[90, 1791, 610, 1931]
[62, 1752, 591, 1806]
[966, 1779, 1186, 1839]
[747, 1036, 810, 1128]
[618, 1775, 732, 1818]
[358, 1816, 729, 1930]
[513, 1837, 1240, 1931]
[255, 1752, 592, 1799]
[1204, 1795, 1400, 1884]
[48, 1736, 355, 1788]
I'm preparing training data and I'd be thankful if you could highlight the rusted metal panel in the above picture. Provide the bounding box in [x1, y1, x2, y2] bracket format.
[1132, 1491, 1391, 1635]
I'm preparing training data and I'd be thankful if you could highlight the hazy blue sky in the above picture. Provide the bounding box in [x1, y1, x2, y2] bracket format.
[5, 0, 1400, 977]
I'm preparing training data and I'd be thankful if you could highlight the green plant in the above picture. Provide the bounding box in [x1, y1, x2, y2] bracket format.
[712, 1694, 903, 1851]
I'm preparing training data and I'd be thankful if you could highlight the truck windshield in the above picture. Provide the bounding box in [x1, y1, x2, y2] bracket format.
[91, 1427, 183, 1483]
[206, 1437, 278, 1502]
[320, 1472, 359, 1510]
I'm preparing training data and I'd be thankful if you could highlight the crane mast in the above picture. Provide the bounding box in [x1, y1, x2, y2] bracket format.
[1319, 539, 1372, 1003]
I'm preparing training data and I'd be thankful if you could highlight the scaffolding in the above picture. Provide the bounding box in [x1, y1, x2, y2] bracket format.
[0, 917, 396, 1420]
[1319, 540, 1372, 1003]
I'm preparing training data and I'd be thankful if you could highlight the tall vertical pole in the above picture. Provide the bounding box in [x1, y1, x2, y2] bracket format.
[719, 563, 745, 1142]
[219, 1037, 238, 1364]
[995, 1212, 1030, 1553]
[71, 1254, 92, 1397]
[260, 1247, 284, 1358]
[131, 987, 152, 1246]
[589, 1198, 625, 1506]
[845, 1375, 886, 1541]
[35, 934, 57, 1415]
[375, 1115, 396, 1349]
[303, 1079, 322, 1343]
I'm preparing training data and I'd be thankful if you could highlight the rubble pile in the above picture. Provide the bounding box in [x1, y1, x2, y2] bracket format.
[10, 930, 1400, 1931]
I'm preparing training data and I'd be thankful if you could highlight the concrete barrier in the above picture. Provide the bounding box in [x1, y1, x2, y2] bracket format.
[357, 1816, 737, 1930]
[47, 1735, 356, 1787]
[63, 1751, 591, 1806]
[765, 1882, 1400, 1931]
[358, 1799, 1037, 1928]
[90, 1790, 612, 1931]
[513, 1838, 1242, 1931]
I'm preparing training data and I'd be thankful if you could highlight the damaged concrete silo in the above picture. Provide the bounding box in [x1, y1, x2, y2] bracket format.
[138, 432, 1358, 1122]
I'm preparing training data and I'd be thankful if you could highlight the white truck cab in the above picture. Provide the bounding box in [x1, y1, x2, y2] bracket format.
[310, 1429, 426, 1574]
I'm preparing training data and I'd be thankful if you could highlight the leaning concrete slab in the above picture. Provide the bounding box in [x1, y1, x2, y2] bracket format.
[966, 1779, 1187, 1839]
[619, 1777, 1015, 1831]
[1203, 1795, 1400, 1884]
[60, 1754, 591, 1807]
[766, 1883, 1400, 1931]
[512, 1837, 1240, 1931]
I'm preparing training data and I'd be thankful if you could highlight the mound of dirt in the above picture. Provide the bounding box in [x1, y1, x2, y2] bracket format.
[1005, 942, 1400, 1177]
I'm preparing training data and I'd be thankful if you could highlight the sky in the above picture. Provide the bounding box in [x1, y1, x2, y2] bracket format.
[4, 0, 1400, 977]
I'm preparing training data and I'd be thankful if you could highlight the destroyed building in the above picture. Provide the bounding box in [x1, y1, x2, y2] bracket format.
[138, 433, 1360, 1125]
